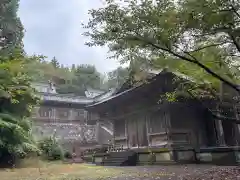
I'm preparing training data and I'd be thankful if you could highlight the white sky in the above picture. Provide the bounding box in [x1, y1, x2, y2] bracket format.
[18, 0, 120, 73]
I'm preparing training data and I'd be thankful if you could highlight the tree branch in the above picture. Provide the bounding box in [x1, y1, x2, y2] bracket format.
[229, 33, 240, 52]
[130, 35, 240, 93]
[211, 113, 240, 124]
[186, 90, 240, 124]
[230, 3, 240, 19]
[189, 42, 231, 53]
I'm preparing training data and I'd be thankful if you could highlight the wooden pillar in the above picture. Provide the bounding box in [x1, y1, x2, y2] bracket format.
[215, 116, 226, 146]
[233, 106, 240, 146]
[165, 109, 171, 148]
[69, 109, 74, 121]
[215, 84, 226, 146]
[146, 114, 150, 147]
[96, 121, 100, 144]
[125, 119, 129, 149]
[52, 107, 56, 123]
[84, 110, 88, 123]
[113, 120, 115, 146]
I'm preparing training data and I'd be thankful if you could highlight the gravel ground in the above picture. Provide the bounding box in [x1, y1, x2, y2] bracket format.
[103, 165, 240, 180]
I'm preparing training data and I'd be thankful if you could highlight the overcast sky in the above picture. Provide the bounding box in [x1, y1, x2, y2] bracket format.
[18, 0, 119, 73]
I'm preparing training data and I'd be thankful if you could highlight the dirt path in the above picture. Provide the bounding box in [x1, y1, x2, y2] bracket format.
[103, 165, 240, 180]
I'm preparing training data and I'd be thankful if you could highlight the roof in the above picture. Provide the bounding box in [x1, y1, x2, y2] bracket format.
[39, 92, 94, 105]
[86, 68, 206, 109]
[93, 88, 118, 102]
[85, 87, 106, 98]
[86, 69, 170, 108]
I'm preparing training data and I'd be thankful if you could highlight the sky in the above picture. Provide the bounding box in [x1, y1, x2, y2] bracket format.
[18, 0, 120, 73]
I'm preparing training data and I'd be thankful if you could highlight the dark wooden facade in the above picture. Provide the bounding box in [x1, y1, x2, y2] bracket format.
[86, 71, 240, 159]
[31, 90, 113, 155]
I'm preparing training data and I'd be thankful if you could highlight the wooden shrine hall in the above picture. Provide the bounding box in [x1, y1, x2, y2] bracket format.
[84, 70, 240, 166]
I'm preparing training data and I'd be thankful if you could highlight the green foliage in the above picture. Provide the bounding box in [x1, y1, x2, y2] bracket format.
[0, 113, 39, 158]
[148, 152, 156, 165]
[106, 67, 129, 88]
[64, 151, 72, 159]
[0, 54, 40, 166]
[38, 138, 64, 161]
[0, 56, 40, 117]
[0, 0, 24, 55]
[0, 0, 40, 166]
[83, 0, 240, 93]
[0, 57, 40, 166]
[25, 55, 129, 94]
[51, 57, 60, 69]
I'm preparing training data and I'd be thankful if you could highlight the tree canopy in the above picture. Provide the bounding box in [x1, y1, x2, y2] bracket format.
[25, 56, 128, 95]
[0, 0, 39, 166]
[83, 0, 240, 92]
[0, 52, 40, 165]
[83, 0, 240, 123]
[106, 67, 129, 88]
[0, 0, 24, 55]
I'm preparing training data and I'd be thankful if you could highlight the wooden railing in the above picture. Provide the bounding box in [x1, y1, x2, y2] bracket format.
[31, 107, 88, 121]
[39, 92, 94, 104]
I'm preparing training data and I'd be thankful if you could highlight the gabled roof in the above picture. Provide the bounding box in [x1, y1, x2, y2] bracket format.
[92, 88, 118, 102]
[85, 68, 210, 109]
[86, 69, 172, 108]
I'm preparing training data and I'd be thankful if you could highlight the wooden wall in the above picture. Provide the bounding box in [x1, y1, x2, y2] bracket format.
[112, 102, 212, 149]
[32, 106, 87, 122]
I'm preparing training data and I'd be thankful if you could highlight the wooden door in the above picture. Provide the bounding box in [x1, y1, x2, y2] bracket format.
[137, 116, 148, 147]
[127, 118, 138, 148]
[127, 115, 148, 148]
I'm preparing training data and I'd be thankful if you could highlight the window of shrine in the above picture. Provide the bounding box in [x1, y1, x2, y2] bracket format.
[56, 108, 69, 119]
[38, 107, 53, 118]
[77, 109, 85, 117]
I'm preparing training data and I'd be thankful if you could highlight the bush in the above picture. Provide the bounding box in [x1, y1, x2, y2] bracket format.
[0, 113, 40, 168]
[64, 151, 72, 159]
[38, 137, 63, 161]
[148, 152, 156, 165]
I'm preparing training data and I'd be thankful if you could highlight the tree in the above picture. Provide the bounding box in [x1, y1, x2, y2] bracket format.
[0, 0, 24, 56]
[107, 67, 129, 88]
[83, 0, 240, 123]
[72, 65, 102, 92]
[83, 0, 240, 91]
[0, 53, 40, 166]
[51, 57, 60, 69]
[26, 58, 104, 96]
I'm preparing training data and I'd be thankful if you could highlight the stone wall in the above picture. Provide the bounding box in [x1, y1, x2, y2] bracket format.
[32, 121, 97, 143]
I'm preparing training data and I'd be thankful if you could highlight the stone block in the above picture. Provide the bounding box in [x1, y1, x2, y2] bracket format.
[196, 153, 212, 162]
[212, 152, 228, 161]
[95, 157, 103, 163]
[155, 152, 172, 161]
[235, 152, 240, 163]
[211, 152, 236, 165]
[177, 151, 195, 161]
[138, 153, 149, 162]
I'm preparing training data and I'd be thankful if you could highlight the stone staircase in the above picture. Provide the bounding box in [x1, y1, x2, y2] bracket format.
[103, 151, 137, 166]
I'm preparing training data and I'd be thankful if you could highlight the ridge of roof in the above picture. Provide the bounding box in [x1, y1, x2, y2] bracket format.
[86, 70, 169, 108]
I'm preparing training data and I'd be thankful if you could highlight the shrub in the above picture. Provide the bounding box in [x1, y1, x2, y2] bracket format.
[148, 152, 156, 165]
[64, 151, 72, 159]
[0, 113, 40, 167]
[38, 137, 63, 161]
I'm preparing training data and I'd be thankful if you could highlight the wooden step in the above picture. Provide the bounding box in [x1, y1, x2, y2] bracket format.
[102, 150, 137, 166]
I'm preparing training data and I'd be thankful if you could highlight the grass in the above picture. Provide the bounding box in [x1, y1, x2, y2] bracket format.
[0, 159, 126, 180]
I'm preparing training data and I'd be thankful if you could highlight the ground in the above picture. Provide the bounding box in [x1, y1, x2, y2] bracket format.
[0, 161, 239, 180]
